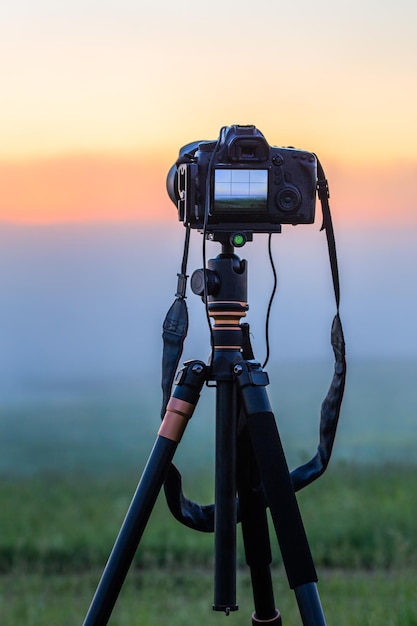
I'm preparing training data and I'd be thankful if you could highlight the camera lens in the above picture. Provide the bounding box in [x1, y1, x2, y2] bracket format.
[275, 185, 302, 212]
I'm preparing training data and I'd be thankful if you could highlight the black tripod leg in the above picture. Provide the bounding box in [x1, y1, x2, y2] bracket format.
[235, 361, 326, 626]
[237, 424, 282, 625]
[83, 360, 207, 626]
[213, 381, 238, 614]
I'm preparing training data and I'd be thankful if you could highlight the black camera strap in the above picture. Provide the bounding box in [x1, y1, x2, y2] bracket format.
[317, 159, 340, 307]
[160, 225, 190, 420]
[290, 158, 346, 490]
[160, 161, 346, 529]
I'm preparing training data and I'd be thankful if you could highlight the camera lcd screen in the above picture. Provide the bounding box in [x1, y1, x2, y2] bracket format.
[214, 169, 268, 214]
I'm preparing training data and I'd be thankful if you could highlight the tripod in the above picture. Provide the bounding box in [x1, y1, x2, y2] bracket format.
[83, 242, 331, 626]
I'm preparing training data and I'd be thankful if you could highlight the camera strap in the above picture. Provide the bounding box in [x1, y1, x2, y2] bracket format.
[160, 225, 190, 420]
[160, 161, 346, 529]
[290, 158, 346, 490]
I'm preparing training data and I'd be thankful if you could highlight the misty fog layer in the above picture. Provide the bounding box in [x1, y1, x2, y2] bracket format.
[1, 221, 416, 395]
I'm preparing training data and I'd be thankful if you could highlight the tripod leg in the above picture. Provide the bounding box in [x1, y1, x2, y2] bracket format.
[213, 380, 238, 614]
[235, 361, 326, 626]
[237, 424, 282, 625]
[83, 360, 207, 626]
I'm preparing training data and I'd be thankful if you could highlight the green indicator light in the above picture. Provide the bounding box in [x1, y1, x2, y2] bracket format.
[232, 233, 246, 247]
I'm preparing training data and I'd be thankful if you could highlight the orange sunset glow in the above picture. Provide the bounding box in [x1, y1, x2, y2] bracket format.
[1, 155, 415, 226]
[0, 155, 171, 223]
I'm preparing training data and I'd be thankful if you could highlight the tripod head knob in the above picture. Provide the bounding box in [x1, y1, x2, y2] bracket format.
[191, 269, 220, 298]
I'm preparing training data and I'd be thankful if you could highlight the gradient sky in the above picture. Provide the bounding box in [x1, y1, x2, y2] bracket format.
[1, 0, 417, 224]
[0, 0, 417, 371]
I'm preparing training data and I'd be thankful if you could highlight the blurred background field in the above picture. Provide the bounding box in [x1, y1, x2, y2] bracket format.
[0, 357, 416, 624]
[1, 357, 416, 476]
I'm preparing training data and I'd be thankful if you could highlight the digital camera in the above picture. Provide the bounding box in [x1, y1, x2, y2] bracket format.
[166, 125, 317, 236]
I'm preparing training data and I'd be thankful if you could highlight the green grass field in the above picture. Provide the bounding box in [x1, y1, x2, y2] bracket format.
[2, 566, 416, 625]
[0, 464, 416, 625]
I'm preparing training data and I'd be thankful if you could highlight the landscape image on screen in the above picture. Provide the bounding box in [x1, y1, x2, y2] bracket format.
[214, 169, 268, 213]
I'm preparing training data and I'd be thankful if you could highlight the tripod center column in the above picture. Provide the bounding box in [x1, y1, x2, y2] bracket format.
[205, 251, 248, 614]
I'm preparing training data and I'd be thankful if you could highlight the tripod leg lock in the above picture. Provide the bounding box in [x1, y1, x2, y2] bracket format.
[233, 360, 269, 387]
[233, 360, 272, 416]
[158, 360, 207, 443]
[252, 610, 282, 625]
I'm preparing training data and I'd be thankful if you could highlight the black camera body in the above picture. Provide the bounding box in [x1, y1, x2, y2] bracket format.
[167, 125, 317, 236]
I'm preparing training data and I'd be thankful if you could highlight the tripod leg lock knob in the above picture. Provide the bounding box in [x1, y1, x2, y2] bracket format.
[234, 360, 272, 416]
[234, 360, 269, 388]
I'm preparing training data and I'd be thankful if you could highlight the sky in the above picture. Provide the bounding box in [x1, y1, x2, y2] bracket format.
[1, 0, 417, 395]
[1, 0, 417, 224]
